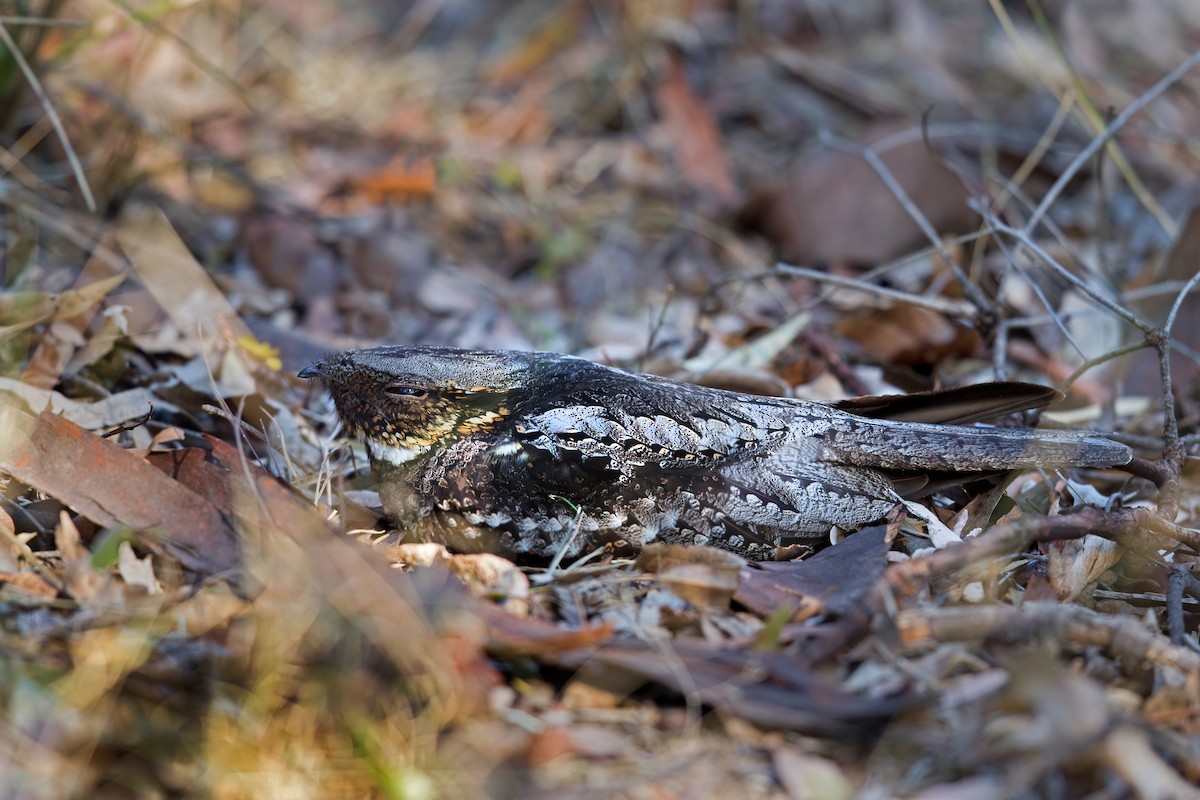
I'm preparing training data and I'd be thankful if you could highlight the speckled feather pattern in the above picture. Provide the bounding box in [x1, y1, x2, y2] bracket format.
[303, 346, 1132, 560]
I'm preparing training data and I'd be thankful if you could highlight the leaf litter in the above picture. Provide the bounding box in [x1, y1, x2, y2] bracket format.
[1, 1, 1200, 797]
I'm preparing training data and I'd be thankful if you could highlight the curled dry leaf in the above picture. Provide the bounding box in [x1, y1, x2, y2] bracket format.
[385, 542, 530, 614]
[1046, 534, 1121, 602]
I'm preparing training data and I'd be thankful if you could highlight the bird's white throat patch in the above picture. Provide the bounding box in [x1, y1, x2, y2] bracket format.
[367, 438, 429, 465]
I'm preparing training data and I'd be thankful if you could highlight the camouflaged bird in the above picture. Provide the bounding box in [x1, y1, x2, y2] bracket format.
[300, 346, 1132, 560]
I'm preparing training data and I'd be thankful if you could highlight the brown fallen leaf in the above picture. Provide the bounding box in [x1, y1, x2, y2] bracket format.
[199, 434, 501, 717]
[759, 120, 974, 265]
[836, 303, 979, 371]
[656, 50, 741, 212]
[22, 230, 127, 390]
[0, 407, 240, 577]
[145, 447, 235, 514]
[116, 203, 253, 357]
[559, 640, 904, 735]
[735, 526, 891, 620]
[348, 156, 437, 204]
[481, 602, 614, 657]
[0, 570, 58, 598]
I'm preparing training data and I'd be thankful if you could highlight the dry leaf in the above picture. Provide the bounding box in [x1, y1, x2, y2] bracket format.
[836, 304, 978, 369]
[0, 571, 58, 598]
[349, 157, 437, 203]
[0, 272, 128, 345]
[0, 408, 240, 576]
[656, 51, 740, 212]
[1046, 535, 1121, 602]
[56, 511, 106, 602]
[638, 543, 744, 610]
[116, 203, 252, 357]
[735, 526, 890, 620]
[773, 748, 854, 800]
[117, 541, 163, 595]
[0, 378, 159, 430]
[762, 120, 974, 265]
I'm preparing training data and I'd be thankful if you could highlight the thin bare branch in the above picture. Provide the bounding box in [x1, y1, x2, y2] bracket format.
[817, 132, 994, 315]
[1024, 45, 1200, 237]
[0, 21, 96, 211]
[771, 262, 976, 317]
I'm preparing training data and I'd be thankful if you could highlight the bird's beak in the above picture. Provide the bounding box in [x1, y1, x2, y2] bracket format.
[298, 362, 324, 380]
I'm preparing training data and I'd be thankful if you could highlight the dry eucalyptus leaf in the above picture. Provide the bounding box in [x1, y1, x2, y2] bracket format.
[117, 204, 252, 358]
[1046, 535, 1121, 602]
[0, 378, 160, 430]
[117, 541, 163, 595]
[56, 512, 107, 602]
[0, 271, 128, 345]
[65, 305, 131, 376]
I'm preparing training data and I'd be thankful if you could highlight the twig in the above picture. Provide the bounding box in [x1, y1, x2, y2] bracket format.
[818, 132, 994, 316]
[1022, 45, 1200, 238]
[987, 217, 1153, 334]
[100, 407, 153, 439]
[0, 17, 86, 27]
[1016, 0, 1176, 238]
[0, 21, 96, 211]
[1060, 341, 1148, 395]
[1123, 456, 1175, 490]
[988, 223, 1087, 361]
[544, 496, 585, 576]
[802, 507, 1200, 667]
[992, 89, 1076, 214]
[897, 602, 1200, 674]
[772, 262, 976, 317]
[1156, 269, 1200, 499]
[639, 283, 676, 373]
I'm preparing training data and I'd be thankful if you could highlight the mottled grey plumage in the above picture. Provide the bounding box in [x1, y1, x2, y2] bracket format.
[301, 346, 1131, 559]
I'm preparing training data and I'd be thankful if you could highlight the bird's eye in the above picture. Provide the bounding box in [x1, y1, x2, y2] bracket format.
[384, 385, 428, 398]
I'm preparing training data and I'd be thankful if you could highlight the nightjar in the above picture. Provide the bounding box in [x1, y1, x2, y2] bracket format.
[300, 346, 1131, 560]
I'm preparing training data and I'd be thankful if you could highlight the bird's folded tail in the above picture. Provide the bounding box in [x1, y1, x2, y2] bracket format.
[823, 416, 1132, 472]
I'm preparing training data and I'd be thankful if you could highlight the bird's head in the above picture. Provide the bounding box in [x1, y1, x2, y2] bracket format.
[299, 346, 535, 467]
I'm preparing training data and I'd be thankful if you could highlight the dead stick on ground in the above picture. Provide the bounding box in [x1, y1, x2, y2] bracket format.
[896, 602, 1200, 674]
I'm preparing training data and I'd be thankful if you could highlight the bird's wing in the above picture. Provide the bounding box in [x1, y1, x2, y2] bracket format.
[834, 381, 1059, 425]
